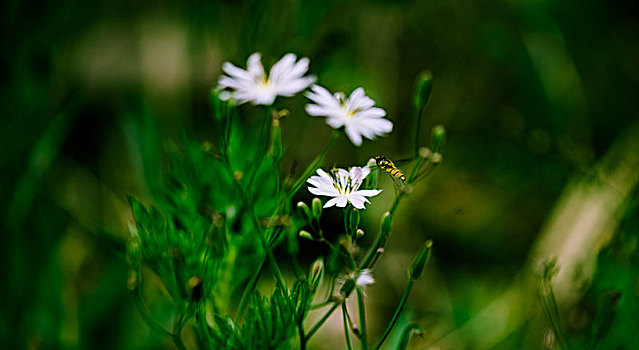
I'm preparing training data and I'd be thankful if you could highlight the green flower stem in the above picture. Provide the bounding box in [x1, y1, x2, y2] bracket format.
[540, 277, 567, 349]
[359, 194, 405, 270]
[360, 153, 433, 271]
[373, 279, 416, 350]
[288, 130, 340, 199]
[356, 288, 368, 350]
[342, 303, 354, 350]
[196, 303, 215, 350]
[343, 208, 357, 270]
[311, 299, 333, 310]
[306, 301, 341, 340]
[247, 109, 273, 190]
[236, 259, 266, 320]
[255, 220, 287, 289]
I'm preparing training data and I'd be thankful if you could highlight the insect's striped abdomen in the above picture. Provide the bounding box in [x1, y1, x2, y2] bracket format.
[374, 156, 406, 182]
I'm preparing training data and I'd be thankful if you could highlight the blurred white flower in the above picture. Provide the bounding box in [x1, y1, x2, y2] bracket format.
[307, 166, 382, 209]
[355, 269, 375, 289]
[337, 269, 376, 297]
[305, 85, 393, 146]
[218, 53, 315, 105]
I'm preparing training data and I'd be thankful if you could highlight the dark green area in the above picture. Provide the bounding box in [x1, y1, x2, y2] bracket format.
[2, 0, 638, 348]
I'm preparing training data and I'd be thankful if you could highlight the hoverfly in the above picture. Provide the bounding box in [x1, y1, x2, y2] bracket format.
[374, 156, 407, 184]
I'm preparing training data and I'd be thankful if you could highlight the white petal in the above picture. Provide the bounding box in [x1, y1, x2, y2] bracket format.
[326, 116, 345, 129]
[345, 125, 363, 146]
[335, 197, 348, 207]
[324, 197, 341, 208]
[306, 104, 329, 116]
[346, 88, 376, 112]
[276, 76, 315, 96]
[247, 53, 265, 77]
[221, 62, 250, 79]
[269, 53, 296, 82]
[347, 195, 368, 209]
[309, 186, 339, 197]
[354, 189, 383, 197]
[357, 107, 386, 119]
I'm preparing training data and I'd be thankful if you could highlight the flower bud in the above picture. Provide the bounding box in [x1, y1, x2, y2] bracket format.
[381, 212, 393, 239]
[431, 125, 446, 153]
[267, 115, 283, 160]
[186, 276, 203, 301]
[348, 208, 360, 235]
[409, 240, 433, 281]
[309, 258, 324, 292]
[339, 277, 356, 297]
[418, 147, 431, 159]
[356, 229, 365, 239]
[311, 197, 323, 219]
[299, 230, 314, 240]
[297, 201, 313, 223]
[413, 70, 433, 113]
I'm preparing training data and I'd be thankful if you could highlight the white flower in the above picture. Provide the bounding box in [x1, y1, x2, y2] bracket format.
[217, 53, 315, 105]
[337, 269, 376, 297]
[307, 166, 382, 209]
[305, 85, 393, 146]
[355, 269, 375, 289]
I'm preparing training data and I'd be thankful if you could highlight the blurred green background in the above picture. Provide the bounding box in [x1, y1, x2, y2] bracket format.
[2, 0, 639, 348]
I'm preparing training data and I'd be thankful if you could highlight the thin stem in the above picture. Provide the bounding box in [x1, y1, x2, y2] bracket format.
[288, 131, 339, 198]
[356, 288, 368, 350]
[413, 107, 422, 159]
[311, 299, 333, 310]
[255, 221, 287, 289]
[247, 109, 273, 190]
[359, 193, 405, 270]
[196, 303, 214, 350]
[540, 280, 567, 349]
[373, 279, 416, 350]
[342, 303, 354, 350]
[306, 301, 341, 340]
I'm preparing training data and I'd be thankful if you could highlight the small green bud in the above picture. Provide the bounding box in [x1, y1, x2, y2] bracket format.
[299, 230, 314, 240]
[297, 201, 313, 223]
[267, 116, 284, 160]
[348, 208, 360, 235]
[431, 152, 443, 164]
[431, 125, 446, 153]
[312, 198, 323, 219]
[309, 258, 324, 292]
[418, 147, 431, 159]
[409, 240, 433, 281]
[356, 229, 365, 239]
[381, 212, 393, 238]
[127, 270, 138, 291]
[339, 277, 356, 297]
[413, 70, 434, 113]
[186, 276, 203, 301]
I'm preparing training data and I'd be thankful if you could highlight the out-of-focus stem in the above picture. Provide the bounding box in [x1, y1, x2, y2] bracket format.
[288, 131, 339, 198]
[306, 301, 341, 340]
[374, 279, 416, 350]
[357, 288, 368, 350]
[342, 303, 354, 350]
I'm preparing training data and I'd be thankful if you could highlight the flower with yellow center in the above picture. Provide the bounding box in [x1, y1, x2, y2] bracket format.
[307, 166, 382, 209]
[305, 85, 393, 146]
[218, 53, 315, 105]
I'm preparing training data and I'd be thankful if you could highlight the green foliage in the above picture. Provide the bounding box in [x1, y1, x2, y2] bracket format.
[204, 281, 311, 350]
